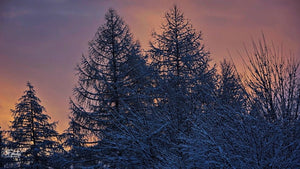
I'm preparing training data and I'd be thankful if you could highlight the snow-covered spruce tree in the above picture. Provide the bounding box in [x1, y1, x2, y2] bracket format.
[68, 9, 156, 168]
[217, 59, 248, 111]
[9, 82, 61, 168]
[149, 5, 216, 167]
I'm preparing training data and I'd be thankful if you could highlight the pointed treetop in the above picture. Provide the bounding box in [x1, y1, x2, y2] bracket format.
[23, 81, 36, 97]
[164, 5, 186, 25]
[104, 7, 122, 24]
[108, 7, 116, 14]
[27, 81, 34, 91]
[169, 4, 181, 16]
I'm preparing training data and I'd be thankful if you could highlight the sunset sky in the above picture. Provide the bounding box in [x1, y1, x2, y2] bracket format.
[0, 0, 299, 132]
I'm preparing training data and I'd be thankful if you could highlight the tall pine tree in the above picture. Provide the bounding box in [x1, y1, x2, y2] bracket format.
[150, 5, 216, 101]
[9, 82, 60, 168]
[149, 5, 216, 167]
[68, 8, 155, 168]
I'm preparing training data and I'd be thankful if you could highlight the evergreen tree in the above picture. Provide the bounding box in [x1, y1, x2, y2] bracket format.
[149, 5, 216, 167]
[149, 5, 216, 132]
[9, 82, 60, 168]
[217, 59, 247, 111]
[150, 5, 216, 102]
[68, 8, 155, 168]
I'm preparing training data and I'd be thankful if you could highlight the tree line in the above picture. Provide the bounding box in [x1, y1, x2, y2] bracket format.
[0, 6, 299, 169]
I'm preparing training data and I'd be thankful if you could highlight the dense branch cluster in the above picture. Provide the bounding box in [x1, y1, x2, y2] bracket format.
[1, 6, 299, 169]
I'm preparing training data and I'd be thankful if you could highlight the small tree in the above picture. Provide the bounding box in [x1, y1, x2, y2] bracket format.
[9, 82, 60, 168]
[217, 59, 248, 111]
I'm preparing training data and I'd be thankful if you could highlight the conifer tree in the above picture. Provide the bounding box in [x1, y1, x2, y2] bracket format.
[9, 82, 60, 168]
[217, 59, 247, 111]
[150, 5, 216, 101]
[149, 5, 216, 167]
[68, 8, 155, 168]
[149, 5, 216, 130]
